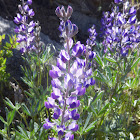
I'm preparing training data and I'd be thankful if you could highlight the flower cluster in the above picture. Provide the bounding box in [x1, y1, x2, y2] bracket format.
[101, 0, 140, 58]
[14, 0, 36, 53]
[43, 6, 96, 140]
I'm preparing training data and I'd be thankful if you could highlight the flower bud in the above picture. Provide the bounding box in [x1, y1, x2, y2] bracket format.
[55, 6, 63, 18]
[66, 5, 73, 19]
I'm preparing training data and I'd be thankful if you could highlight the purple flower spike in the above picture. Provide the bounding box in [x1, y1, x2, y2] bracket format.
[43, 119, 54, 130]
[44, 5, 97, 139]
[68, 121, 79, 132]
[71, 109, 80, 120]
[53, 108, 61, 119]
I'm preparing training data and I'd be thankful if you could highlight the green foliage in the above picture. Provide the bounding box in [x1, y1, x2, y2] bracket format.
[75, 42, 140, 139]
[0, 44, 53, 139]
[0, 34, 18, 83]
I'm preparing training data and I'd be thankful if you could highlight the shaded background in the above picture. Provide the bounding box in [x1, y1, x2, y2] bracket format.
[0, 0, 115, 43]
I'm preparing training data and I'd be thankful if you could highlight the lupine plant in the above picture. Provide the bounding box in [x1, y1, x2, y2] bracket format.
[43, 6, 96, 140]
[0, 0, 140, 140]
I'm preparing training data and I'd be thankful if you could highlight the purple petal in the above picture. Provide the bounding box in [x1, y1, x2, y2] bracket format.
[72, 41, 84, 57]
[53, 108, 61, 119]
[57, 58, 66, 71]
[66, 5, 73, 18]
[27, 0, 32, 5]
[28, 9, 35, 17]
[64, 132, 74, 140]
[43, 119, 54, 129]
[55, 6, 63, 18]
[129, 7, 136, 15]
[68, 121, 79, 132]
[59, 50, 70, 63]
[51, 78, 61, 89]
[71, 109, 80, 120]
[24, 5, 30, 12]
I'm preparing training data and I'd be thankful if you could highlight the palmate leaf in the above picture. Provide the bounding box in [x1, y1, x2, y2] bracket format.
[81, 112, 98, 135]
[82, 112, 93, 132]
[84, 120, 97, 133]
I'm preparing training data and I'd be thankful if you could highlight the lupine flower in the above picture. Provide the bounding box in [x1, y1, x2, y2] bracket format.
[101, 0, 140, 58]
[43, 119, 55, 129]
[14, 0, 36, 53]
[44, 5, 96, 139]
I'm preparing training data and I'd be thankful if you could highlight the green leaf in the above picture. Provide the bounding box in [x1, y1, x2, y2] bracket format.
[104, 57, 117, 63]
[2, 34, 5, 39]
[97, 70, 107, 83]
[17, 126, 29, 139]
[91, 91, 103, 105]
[131, 57, 140, 70]
[0, 129, 7, 138]
[4, 97, 15, 110]
[7, 109, 16, 126]
[95, 53, 104, 67]
[0, 116, 7, 125]
[21, 103, 31, 116]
